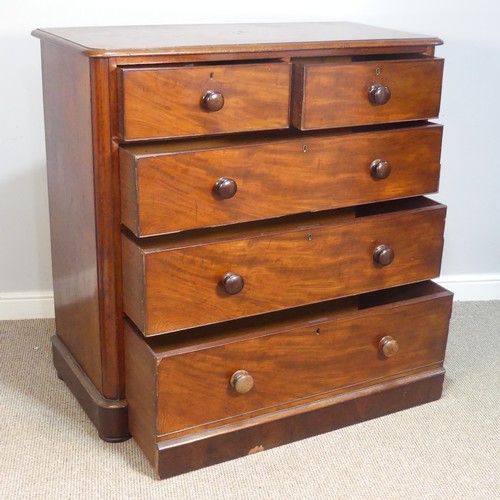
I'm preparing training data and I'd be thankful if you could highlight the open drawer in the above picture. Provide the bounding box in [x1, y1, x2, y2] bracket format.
[118, 61, 291, 140]
[125, 281, 452, 474]
[292, 55, 444, 130]
[122, 196, 446, 335]
[120, 123, 443, 237]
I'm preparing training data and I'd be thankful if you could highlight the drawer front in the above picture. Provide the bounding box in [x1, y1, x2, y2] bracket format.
[122, 199, 446, 335]
[125, 284, 452, 435]
[293, 58, 443, 130]
[119, 63, 291, 140]
[121, 124, 442, 237]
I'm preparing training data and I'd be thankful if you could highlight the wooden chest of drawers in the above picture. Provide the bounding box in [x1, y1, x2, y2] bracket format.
[33, 22, 452, 479]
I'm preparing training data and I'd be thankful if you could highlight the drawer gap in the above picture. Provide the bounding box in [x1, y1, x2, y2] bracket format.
[355, 196, 442, 218]
[133, 280, 451, 351]
[119, 119, 436, 151]
[119, 58, 286, 70]
[351, 53, 434, 62]
[122, 196, 443, 251]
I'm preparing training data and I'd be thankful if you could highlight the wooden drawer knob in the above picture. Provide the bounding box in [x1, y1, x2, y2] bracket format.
[213, 177, 237, 199]
[222, 273, 244, 295]
[379, 336, 400, 357]
[201, 90, 224, 111]
[230, 370, 254, 394]
[373, 245, 395, 266]
[370, 159, 392, 180]
[368, 84, 391, 105]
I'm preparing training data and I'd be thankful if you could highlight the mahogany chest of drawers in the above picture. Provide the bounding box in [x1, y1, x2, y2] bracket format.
[33, 22, 452, 479]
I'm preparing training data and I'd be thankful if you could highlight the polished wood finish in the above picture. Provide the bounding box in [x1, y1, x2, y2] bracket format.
[32, 22, 442, 58]
[52, 336, 129, 442]
[39, 43, 124, 405]
[154, 369, 445, 479]
[123, 320, 157, 463]
[293, 57, 444, 130]
[34, 23, 449, 480]
[91, 57, 124, 400]
[40, 42, 103, 391]
[143, 281, 448, 352]
[119, 63, 291, 140]
[124, 284, 451, 436]
[122, 198, 446, 335]
[120, 124, 442, 236]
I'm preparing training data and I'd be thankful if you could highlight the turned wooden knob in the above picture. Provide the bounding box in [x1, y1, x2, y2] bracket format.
[368, 84, 391, 105]
[222, 273, 244, 295]
[213, 177, 237, 199]
[230, 370, 254, 394]
[201, 90, 224, 111]
[379, 336, 400, 357]
[370, 159, 392, 180]
[373, 245, 395, 266]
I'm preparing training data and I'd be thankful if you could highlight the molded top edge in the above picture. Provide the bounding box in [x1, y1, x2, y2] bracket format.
[32, 22, 443, 58]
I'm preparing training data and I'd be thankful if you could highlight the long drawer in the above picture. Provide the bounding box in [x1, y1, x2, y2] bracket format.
[120, 123, 443, 237]
[122, 197, 446, 335]
[125, 281, 452, 438]
[292, 56, 444, 130]
[118, 62, 291, 141]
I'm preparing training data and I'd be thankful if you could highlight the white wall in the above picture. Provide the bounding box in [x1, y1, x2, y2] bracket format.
[1, 0, 499, 318]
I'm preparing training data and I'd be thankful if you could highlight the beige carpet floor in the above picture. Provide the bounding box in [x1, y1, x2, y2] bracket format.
[0, 301, 499, 499]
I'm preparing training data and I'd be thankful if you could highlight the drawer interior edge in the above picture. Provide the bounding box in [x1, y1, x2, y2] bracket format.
[133, 281, 452, 355]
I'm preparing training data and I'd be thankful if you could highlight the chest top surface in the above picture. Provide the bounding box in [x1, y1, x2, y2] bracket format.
[32, 22, 442, 57]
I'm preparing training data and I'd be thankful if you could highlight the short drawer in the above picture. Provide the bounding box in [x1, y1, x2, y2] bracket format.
[292, 56, 444, 130]
[118, 62, 291, 140]
[120, 123, 443, 237]
[122, 197, 446, 335]
[125, 281, 452, 438]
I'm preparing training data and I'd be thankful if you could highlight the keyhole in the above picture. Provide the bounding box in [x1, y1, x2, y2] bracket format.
[209, 72, 214, 80]
[375, 67, 381, 76]
[316, 328, 321, 335]
[303, 144, 308, 153]
[307, 234, 313, 241]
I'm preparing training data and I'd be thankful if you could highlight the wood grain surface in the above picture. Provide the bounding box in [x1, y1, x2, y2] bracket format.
[155, 292, 450, 434]
[153, 368, 445, 479]
[52, 336, 129, 442]
[124, 322, 157, 463]
[119, 63, 291, 140]
[35, 22, 448, 480]
[123, 282, 451, 436]
[40, 41, 103, 390]
[32, 22, 442, 58]
[293, 57, 444, 129]
[120, 123, 442, 236]
[122, 198, 446, 334]
[91, 57, 125, 399]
